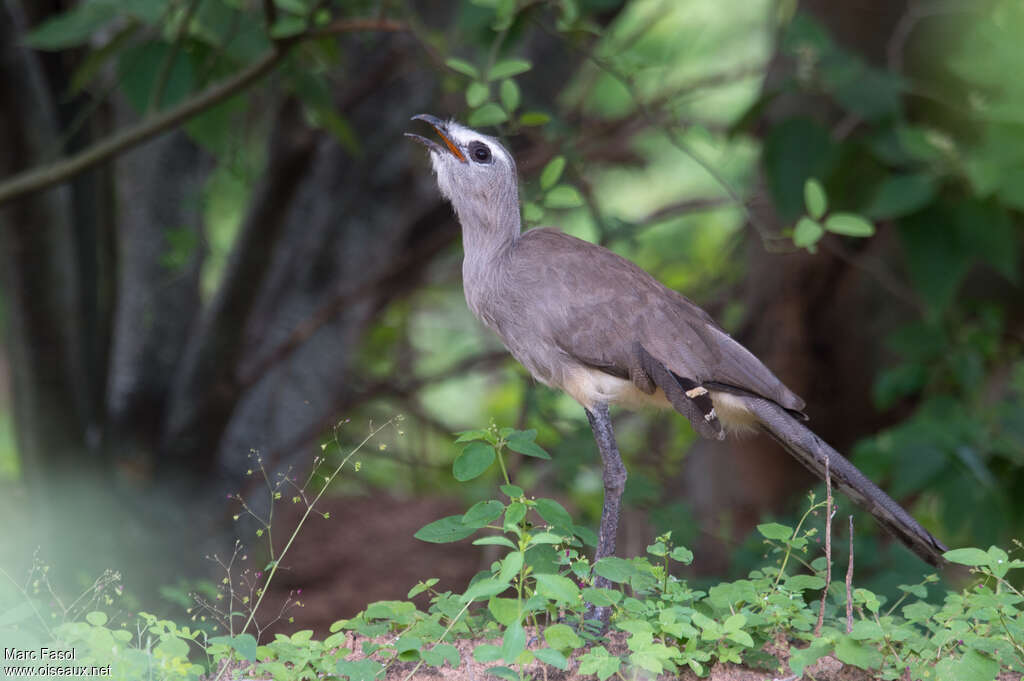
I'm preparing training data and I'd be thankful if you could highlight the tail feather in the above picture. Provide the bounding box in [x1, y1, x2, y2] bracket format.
[742, 396, 948, 566]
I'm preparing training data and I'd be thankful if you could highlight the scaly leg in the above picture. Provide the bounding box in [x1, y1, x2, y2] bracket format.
[585, 403, 627, 623]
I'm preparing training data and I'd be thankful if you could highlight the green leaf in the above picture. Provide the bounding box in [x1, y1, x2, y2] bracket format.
[501, 621, 526, 662]
[864, 173, 936, 219]
[834, 635, 883, 670]
[849, 620, 884, 641]
[789, 639, 833, 675]
[582, 588, 622, 607]
[785, 574, 826, 591]
[937, 648, 999, 681]
[793, 217, 824, 250]
[987, 546, 1010, 577]
[472, 536, 517, 549]
[461, 577, 510, 603]
[544, 623, 584, 651]
[407, 578, 439, 598]
[421, 643, 459, 669]
[757, 522, 793, 541]
[669, 546, 694, 564]
[453, 442, 496, 481]
[528, 531, 566, 545]
[499, 79, 520, 112]
[544, 185, 584, 209]
[534, 498, 572, 528]
[533, 647, 569, 670]
[727, 629, 754, 647]
[25, 1, 121, 50]
[579, 646, 621, 680]
[466, 81, 489, 108]
[69, 23, 138, 94]
[519, 111, 551, 126]
[468, 103, 508, 127]
[488, 58, 532, 81]
[824, 213, 875, 237]
[563, 528, 592, 551]
[473, 644, 502, 662]
[415, 515, 475, 543]
[540, 156, 566, 190]
[594, 556, 635, 583]
[898, 582, 927, 599]
[445, 57, 480, 79]
[499, 484, 523, 498]
[804, 178, 828, 220]
[209, 633, 258, 662]
[534, 573, 580, 604]
[506, 429, 550, 459]
[646, 541, 667, 557]
[488, 597, 520, 626]
[85, 611, 108, 626]
[943, 547, 992, 567]
[487, 666, 518, 681]
[723, 613, 746, 632]
[463, 499, 504, 528]
[270, 15, 306, 39]
[335, 658, 383, 681]
[455, 428, 489, 443]
[504, 502, 527, 527]
[118, 41, 196, 112]
[523, 201, 543, 222]
[497, 551, 524, 584]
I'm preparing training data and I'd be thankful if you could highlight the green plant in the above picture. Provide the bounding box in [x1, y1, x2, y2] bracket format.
[324, 424, 1024, 681]
[3, 423, 1023, 681]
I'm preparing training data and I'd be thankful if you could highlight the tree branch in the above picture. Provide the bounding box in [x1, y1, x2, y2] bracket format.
[0, 17, 407, 208]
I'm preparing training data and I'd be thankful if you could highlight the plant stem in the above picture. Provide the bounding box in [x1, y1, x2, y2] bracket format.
[495, 442, 512, 486]
[212, 418, 395, 681]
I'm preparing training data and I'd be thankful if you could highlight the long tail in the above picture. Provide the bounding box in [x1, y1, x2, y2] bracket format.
[741, 396, 948, 566]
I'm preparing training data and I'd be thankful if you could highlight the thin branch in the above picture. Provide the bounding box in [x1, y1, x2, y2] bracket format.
[815, 458, 832, 637]
[535, 17, 776, 242]
[0, 18, 407, 207]
[846, 515, 854, 634]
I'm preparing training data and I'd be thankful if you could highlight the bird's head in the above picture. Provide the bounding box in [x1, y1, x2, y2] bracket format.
[406, 114, 519, 232]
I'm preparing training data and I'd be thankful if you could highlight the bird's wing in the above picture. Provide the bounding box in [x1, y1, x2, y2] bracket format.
[507, 229, 806, 414]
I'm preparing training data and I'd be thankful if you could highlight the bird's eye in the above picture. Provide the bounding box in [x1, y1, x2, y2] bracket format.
[468, 141, 492, 163]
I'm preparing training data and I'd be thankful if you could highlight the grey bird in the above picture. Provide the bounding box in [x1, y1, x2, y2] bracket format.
[406, 114, 947, 575]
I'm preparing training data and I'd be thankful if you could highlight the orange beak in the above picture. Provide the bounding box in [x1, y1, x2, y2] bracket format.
[406, 114, 467, 162]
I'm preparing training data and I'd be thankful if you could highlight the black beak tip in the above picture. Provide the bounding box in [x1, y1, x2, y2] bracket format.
[410, 113, 445, 128]
[404, 131, 444, 155]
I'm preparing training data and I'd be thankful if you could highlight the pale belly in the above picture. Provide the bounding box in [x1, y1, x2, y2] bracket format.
[560, 365, 758, 432]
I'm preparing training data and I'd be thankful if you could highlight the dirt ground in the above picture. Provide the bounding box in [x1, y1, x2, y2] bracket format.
[260, 494, 481, 636]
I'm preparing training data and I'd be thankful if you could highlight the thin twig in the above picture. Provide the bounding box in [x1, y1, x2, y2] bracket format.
[815, 458, 832, 637]
[845, 515, 854, 634]
[0, 18, 407, 207]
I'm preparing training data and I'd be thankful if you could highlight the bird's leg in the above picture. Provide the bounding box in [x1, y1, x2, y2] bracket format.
[585, 402, 626, 624]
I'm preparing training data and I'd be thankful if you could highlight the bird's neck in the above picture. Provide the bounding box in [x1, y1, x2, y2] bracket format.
[455, 184, 522, 264]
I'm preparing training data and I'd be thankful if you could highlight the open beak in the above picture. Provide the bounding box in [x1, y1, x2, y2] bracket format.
[405, 114, 467, 163]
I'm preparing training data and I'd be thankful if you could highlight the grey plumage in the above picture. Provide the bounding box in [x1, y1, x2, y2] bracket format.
[408, 114, 947, 568]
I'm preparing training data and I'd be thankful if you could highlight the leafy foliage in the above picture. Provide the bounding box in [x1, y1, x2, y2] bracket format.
[4, 426, 1023, 681]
